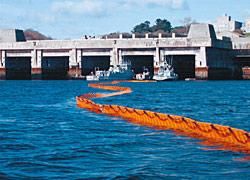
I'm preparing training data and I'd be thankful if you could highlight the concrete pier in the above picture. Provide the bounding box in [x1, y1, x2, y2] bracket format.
[0, 24, 250, 80]
[0, 50, 6, 79]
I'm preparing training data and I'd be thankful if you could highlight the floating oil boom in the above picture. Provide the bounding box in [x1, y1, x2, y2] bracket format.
[77, 81, 250, 155]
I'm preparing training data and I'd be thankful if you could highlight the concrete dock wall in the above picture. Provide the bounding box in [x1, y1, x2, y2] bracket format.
[206, 47, 235, 79]
[0, 24, 250, 80]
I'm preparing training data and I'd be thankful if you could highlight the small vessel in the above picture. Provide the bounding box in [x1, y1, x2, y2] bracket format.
[135, 67, 151, 80]
[86, 67, 109, 81]
[86, 61, 134, 81]
[185, 78, 196, 81]
[153, 58, 178, 81]
[105, 62, 134, 81]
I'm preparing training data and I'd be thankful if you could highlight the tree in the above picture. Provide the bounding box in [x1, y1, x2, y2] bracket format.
[132, 19, 172, 33]
[151, 19, 172, 33]
[180, 17, 197, 34]
[24, 29, 53, 40]
[132, 21, 151, 33]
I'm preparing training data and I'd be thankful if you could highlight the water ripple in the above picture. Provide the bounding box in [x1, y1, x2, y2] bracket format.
[0, 80, 249, 178]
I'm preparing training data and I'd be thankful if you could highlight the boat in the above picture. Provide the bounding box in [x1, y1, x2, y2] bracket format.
[71, 75, 86, 80]
[135, 67, 151, 80]
[185, 78, 196, 81]
[153, 58, 178, 81]
[86, 61, 134, 81]
[86, 74, 99, 81]
[86, 67, 109, 81]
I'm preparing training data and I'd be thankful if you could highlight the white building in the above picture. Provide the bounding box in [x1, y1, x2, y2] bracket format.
[214, 15, 242, 32]
[242, 19, 250, 33]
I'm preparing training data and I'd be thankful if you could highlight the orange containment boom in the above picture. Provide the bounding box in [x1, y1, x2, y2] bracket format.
[76, 81, 250, 154]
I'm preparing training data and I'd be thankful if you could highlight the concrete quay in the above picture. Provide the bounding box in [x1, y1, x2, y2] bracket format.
[0, 24, 250, 80]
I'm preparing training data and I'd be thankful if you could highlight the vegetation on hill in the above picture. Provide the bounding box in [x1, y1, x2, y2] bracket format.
[132, 19, 172, 33]
[102, 18, 196, 39]
[132, 17, 196, 35]
[24, 29, 53, 40]
[24, 17, 197, 40]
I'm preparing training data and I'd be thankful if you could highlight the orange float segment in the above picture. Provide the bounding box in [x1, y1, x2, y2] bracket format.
[76, 81, 250, 154]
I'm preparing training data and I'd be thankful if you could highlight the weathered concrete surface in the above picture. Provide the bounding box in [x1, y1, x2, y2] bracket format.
[0, 68, 5, 80]
[242, 67, 250, 79]
[0, 38, 232, 50]
[195, 67, 208, 80]
[188, 24, 217, 40]
[214, 15, 242, 33]
[68, 67, 82, 79]
[0, 29, 26, 42]
[206, 47, 236, 79]
[232, 37, 250, 49]
[31, 68, 42, 80]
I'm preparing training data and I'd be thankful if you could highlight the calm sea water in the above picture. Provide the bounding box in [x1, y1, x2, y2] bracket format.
[0, 80, 249, 179]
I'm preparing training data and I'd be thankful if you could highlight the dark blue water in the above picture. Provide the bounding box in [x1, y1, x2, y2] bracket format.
[0, 80, 249, 179]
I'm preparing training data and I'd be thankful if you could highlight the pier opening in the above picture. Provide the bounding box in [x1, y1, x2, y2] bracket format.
[5, 57, 31, 80]
[235, 56, 250, 67]
[81, 56, 110, 76]
[234, 56, 250, 79]
[123, 55, 154, 75]
[168, 55, 195, 80]
[42, 57, 69, 80]
[208, 68, 233, 80]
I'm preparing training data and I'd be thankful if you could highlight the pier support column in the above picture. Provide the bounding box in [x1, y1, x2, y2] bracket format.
[195, 67, 208, 80]
[242, 67, 250, 80]
[153, 46, 161, 74]
[31, 49, 42, 79]
[118, 49, 122, 65]
[0, 50, 6, 80]
[69, 49, 82, 79]
[110, 47, 118, 66]
[195, 47, 208, 80]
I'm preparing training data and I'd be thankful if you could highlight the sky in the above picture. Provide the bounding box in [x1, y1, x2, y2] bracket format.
[0, 0, 249, 39]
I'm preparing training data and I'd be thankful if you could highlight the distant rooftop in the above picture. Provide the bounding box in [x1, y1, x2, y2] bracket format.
[188, 24, 217, 39]
[0, 29, 26, 43]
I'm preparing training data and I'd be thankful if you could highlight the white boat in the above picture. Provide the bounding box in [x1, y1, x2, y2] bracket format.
[86, 67, 109, 81]
[135, 67, 151, 80]
[185, 78, 196, 81]
[86, 62, 134, 81]
[86, 75, 99, 81]
[153, 61, 178, 81]
[104, 63, 134, 81]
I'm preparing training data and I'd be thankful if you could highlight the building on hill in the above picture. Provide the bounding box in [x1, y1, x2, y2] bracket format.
[214, 14, 242, 32]
[242, 19, 250, 33]
[216, 31, 244, 40]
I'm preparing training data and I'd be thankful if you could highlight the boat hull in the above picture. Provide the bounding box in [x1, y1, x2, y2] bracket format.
[153, 75, 178, 81]
[86, 75, 99, 81]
